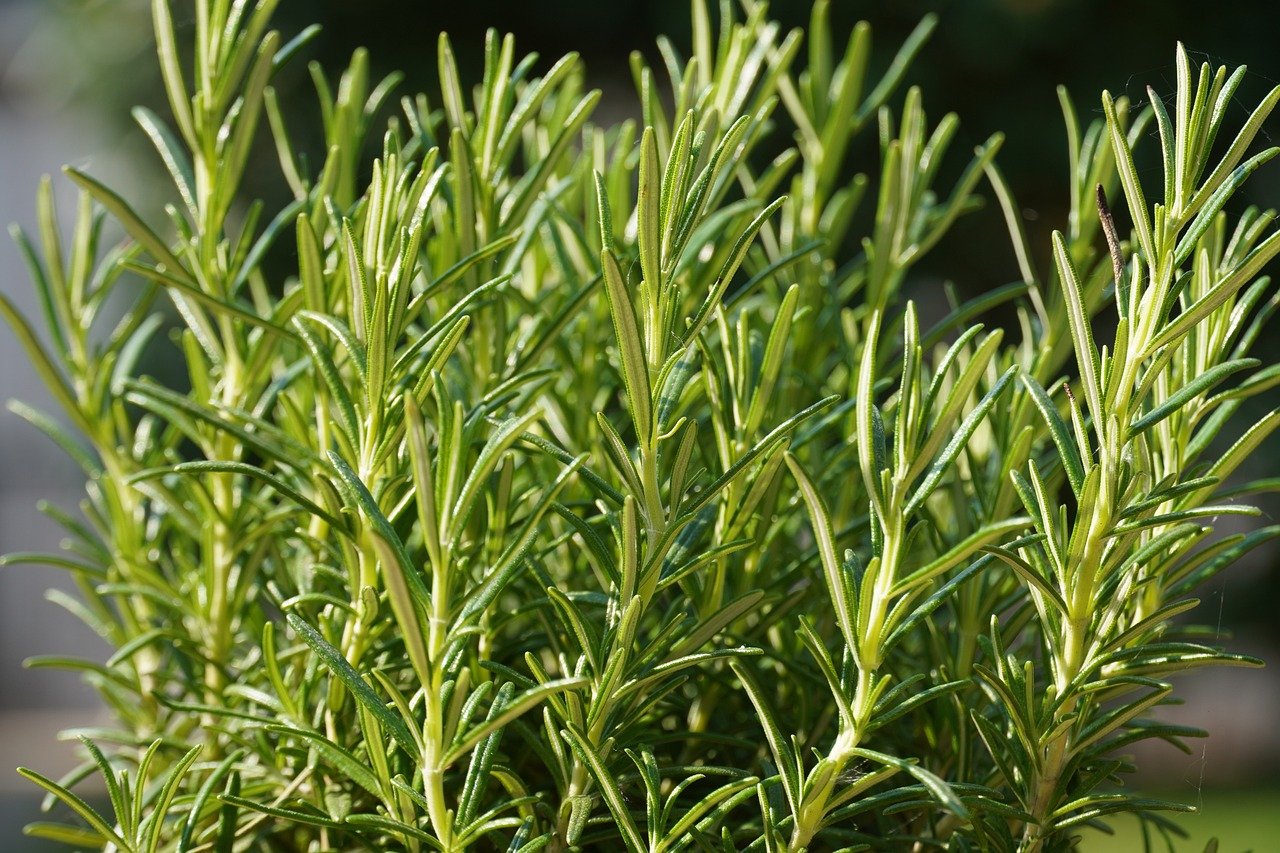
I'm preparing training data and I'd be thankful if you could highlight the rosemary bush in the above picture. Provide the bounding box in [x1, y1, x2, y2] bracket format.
[5, 1, 1280, 849]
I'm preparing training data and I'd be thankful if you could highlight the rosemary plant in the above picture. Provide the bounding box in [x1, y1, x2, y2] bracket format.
[4, 1, 1279, 850]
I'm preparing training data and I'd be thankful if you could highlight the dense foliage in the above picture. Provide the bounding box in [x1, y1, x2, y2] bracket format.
[5, 1, 1280, 849]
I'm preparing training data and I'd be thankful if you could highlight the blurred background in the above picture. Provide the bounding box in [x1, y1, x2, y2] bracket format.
[1, 0, 1278, 848]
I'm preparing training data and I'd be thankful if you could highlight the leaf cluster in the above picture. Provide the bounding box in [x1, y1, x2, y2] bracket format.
[4, 2, 1279, 851]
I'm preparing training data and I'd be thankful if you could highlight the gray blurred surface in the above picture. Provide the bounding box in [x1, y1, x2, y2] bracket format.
[1, 3, 110, 848]
[1, 0, 108, 699]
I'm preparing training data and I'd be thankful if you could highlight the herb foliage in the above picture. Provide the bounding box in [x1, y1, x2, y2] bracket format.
[4, 1, 1279, 850]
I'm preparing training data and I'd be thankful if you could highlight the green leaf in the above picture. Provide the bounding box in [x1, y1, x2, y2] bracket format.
[23, 823, 107, 846]
[141, 743, 202, 853]
[892, 517, 1030, 596]
[849, 746, 969, 819]
[218, 796, 342, 829]
[286, 612, 418, 751]
[178, 750, 243, 853]
[328, 451, 433, 685]
[617, 646, 761, 703]
[16, 767, 130, 850]
[122, 259, 292, 338]
[1052, 231, 1103, 418]
[1101, 91, 1155, 263]
[661, 775, 759, 851]
[729, 660, 802, 821]
[344, 813, 442, 845]
[0, 293, 92, 436]
[984, 544, 1068, 614]
[1130, 358, 1259, 436]
[785, 454, 858, 654]
[456, 454, 584, 621]
[445, 678, 589, 767]
[134, 107, 197, 215]
[129, 460, 344, 530]
[449, 409, 542, 543]
[905, 366, 1016, 515]
[1146, 228, 1280, 354]
[681, 395, 837, 519]
[882, 558, 989, 651]
[1021, 374, 1086, 495]
[744, 284, 800, 437]
[560, 727, 647, 853]
[6, 400, 98, 475]
[265, 724, 383, 797]
[637, 127, 663, 294]
[680, 197, 786, 351]
[294, 318, 362, 442]
[64, 167, 193, 285]
[1174, 148, 1280, 265]
[151, 0, 195, 146]
[123, 377, 316, 470]
[601, 248, 653, 443]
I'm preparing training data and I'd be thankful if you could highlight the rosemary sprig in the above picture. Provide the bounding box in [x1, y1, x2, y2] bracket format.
[4, 3, 1277, 851]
